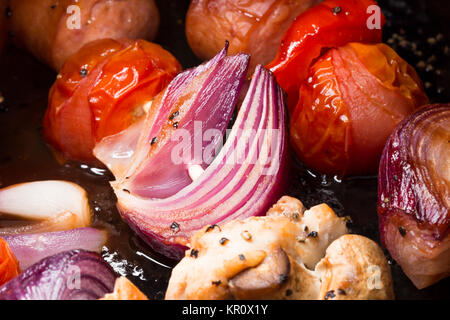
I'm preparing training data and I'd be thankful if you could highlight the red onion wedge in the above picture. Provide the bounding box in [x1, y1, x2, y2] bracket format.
[0, 250, 116, 300]
[378, 104, 450, 289]
[2, 228, 106, 270]
[95, 43, 250, 199]
[100, 62, 287, 260]
[0, 181, 91, 235]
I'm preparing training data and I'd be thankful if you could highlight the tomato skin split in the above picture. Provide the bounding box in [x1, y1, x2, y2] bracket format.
[44, 39, 182, 162]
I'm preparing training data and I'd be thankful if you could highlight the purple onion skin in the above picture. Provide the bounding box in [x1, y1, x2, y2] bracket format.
[2, 228, 106, 270]
[120, 67, 289, 261]
[0, 250, 116, 300]
[123, 213, 187, 261]
[378, 104, 450, 289]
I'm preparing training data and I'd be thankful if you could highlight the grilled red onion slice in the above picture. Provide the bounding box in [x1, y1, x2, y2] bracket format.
[112, 65, 287, 259]
[0, 250, 116, 300]
[95, 44, 249, 199]
[378, 104, 450, 289]
[2, 228, 106, 270]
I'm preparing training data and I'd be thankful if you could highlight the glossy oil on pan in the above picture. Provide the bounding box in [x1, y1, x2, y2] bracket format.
[0, 0, 448, 300]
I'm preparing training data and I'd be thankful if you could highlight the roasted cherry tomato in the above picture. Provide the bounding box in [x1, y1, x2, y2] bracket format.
[0, 238, 20, 286]
[44, 39, 182, 162]
[267, 0, 385, 111]
[290, 43, 429, 175]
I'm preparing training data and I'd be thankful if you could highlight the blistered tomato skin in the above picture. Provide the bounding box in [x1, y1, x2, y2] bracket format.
[44, 39, 182, 162]
[0, 238, 20, 286]
[8, 0, 161, 71]
[186, 0, 320, 73]
[290, 43, 428, 176]
[290, 53, 351, 175]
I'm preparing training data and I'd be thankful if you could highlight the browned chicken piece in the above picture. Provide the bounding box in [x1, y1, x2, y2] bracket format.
[100, 276, 148, 300]
[316, 235, 395, 300]
[165, 196, 394, 300]
[186, 0, 321, 73]
[7, 0, 160, 70]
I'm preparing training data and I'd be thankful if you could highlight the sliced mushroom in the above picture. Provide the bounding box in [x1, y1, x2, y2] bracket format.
[229, 247, 290, 299]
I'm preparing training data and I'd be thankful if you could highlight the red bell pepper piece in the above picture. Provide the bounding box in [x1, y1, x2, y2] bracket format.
[267, 0, 385, 111]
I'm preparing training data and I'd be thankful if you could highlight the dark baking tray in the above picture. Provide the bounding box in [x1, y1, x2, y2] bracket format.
[0, 0, 448, 300]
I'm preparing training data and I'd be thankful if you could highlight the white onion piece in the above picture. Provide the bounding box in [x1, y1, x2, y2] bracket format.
[0, 181, 91, 234]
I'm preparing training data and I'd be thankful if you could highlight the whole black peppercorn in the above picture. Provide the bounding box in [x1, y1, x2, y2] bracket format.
[324, 290, 336, 300]
[5, 6, 12, 18]
[170, 222, 180, 232]
[169, 110, 179, 120]
[205, 224, 221, 233]
[307, 231, 318, 238]
[80, 68, 88, 77]
[190, 249, 199, 258]
[332, 6, 342, 14]
[279, 274, 289, 283]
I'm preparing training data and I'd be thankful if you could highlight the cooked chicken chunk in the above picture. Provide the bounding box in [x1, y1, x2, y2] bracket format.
[100, 276, 148, 300]
[165, 196, 394, 300]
